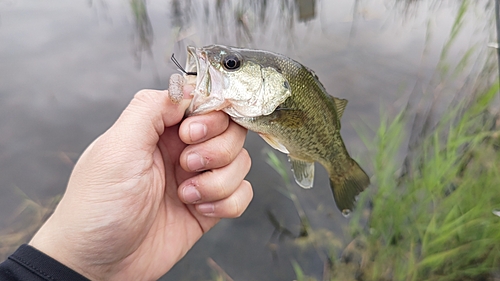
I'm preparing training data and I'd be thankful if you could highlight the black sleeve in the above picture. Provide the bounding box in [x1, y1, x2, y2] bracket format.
[0, 244, 90, 281]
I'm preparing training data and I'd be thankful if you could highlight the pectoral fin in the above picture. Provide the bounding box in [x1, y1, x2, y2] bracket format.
[269, 108, 305, 128]
[259, 133, 289, 154]
[289, 156, 315, 189]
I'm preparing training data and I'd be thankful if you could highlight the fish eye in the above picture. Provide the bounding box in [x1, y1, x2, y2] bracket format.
[222, 54, 241, 71]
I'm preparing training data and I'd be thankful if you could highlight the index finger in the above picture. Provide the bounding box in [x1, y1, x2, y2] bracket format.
[179, 111, 230, 144]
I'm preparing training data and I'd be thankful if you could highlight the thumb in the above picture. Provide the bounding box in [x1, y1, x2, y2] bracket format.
[107, 89, 191, 151]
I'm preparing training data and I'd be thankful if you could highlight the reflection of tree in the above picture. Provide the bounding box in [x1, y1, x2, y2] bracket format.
[130, 0, 154, 67]
[130, 0, 160, 84]
[170, 0, 194, 34]
[87, 0, 112, 24]
[169, 0, 316, 47]
[296, 0, 316, 22]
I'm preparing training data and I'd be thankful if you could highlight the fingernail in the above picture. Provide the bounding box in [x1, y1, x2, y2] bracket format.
[183, 185, 201, 203]
[189, 122, 207, 142]
[197, 203, 215, 215]
[187, 153, 206, 171]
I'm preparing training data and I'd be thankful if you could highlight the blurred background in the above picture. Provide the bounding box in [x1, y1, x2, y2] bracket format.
[0, 0, 497, 280]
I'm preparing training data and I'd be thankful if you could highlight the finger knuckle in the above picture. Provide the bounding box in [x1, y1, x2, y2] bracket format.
[231, 196, 244, 217]
[134, 89, 155, 102]
[232, 181, 253, 217]
[240, 149, 252, 171]
[131, 90, 160, 115]
[243, 180, 254, 200]
[219, 140, 235, 164]
[211, 111, 230, 126]
[211, 172, 231, 199]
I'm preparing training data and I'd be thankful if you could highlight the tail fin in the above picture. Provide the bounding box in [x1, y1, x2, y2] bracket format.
[330, 159, 370, 215]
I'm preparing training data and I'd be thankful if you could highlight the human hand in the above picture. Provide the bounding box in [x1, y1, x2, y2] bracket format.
[29, 88, 252, 281]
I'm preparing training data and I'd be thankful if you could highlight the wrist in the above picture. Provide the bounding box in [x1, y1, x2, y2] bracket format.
[29, 215, 98, 280]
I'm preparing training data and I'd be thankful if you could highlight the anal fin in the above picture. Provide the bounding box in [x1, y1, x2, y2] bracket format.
[289, 156, 315, 189]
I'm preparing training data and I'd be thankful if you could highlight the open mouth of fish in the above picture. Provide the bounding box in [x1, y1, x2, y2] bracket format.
[184, 46, 212, 116]
[184, 46, 203, 86]
[183, 46, 233, 116]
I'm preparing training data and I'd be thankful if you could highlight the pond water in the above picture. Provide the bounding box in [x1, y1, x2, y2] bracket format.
[0, 0, 493, 280]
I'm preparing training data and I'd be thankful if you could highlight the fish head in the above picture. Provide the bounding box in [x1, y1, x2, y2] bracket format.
[184, 45, 292, 118]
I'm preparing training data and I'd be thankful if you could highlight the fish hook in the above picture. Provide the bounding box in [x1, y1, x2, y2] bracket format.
[171, 54, 197, 75]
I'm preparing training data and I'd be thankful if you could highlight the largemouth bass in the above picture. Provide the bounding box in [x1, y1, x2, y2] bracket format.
[172, 45, 370, 215]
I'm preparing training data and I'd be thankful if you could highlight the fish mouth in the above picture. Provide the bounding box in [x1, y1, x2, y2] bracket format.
[185, 45, 228, 116]
[185, 46, 200, 77]
[185, 46, 211, 116]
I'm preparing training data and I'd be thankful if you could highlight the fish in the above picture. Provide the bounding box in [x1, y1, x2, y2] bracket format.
[172, 45, 370, 215]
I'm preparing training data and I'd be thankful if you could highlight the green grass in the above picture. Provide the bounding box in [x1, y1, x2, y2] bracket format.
[347, 81, 500, 281]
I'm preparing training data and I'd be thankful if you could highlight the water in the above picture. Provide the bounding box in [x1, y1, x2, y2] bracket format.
[0, 0, 493, 280]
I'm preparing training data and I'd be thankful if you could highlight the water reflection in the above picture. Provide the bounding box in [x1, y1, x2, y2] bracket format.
[169, 0, 302, 48]
[0, 0, 496, 280]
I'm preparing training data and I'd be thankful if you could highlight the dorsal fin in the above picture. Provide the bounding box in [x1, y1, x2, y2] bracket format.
[333, 97, 348, 119]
